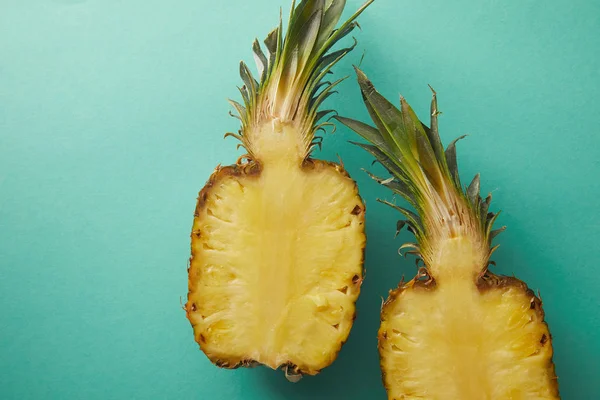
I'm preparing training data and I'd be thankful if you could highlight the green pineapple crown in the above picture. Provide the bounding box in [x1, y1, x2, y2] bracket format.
[336, 68, 506, 269]
[226, 0, 373, 160]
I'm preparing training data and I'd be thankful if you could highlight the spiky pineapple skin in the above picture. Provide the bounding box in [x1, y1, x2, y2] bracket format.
[185, 158, 366, 378]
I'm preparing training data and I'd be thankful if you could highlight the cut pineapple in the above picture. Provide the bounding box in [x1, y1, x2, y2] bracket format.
[185, 0, 372, 380]
[338, 68, 559, 399]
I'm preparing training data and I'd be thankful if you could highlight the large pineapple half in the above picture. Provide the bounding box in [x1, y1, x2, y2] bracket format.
[185, 0, 373, 381]
[337, 69, 560, 399]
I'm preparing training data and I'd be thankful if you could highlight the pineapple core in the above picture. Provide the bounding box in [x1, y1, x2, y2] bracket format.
[186, 122, 365, 375]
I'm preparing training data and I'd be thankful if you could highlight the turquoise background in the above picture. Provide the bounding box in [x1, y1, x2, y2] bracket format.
[1, 0, 598, 398]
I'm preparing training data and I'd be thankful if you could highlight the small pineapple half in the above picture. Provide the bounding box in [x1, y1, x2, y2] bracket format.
[337, 69, 560, 399]
[185, 0, 373, 381]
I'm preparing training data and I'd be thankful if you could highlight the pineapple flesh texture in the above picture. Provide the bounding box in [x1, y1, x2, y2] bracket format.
[186, 0, 372, 378]
[338, 69, 559, 399]
[380, 245, 556, 399]
[188, 123, 365, 374]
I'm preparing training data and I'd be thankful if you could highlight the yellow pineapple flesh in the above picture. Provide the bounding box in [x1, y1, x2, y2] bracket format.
[185, 0, 372, 380]
[187, 137, 365, 375]
[338, 68, 559, 399]
[380, 249, 557, 399]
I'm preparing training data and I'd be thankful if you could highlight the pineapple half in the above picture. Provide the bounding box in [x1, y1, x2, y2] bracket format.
[337, 69, 560, 399]
[185, 0, 373, 381]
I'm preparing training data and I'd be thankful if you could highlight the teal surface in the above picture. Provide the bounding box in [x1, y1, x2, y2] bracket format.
[1, 0, 598, 399]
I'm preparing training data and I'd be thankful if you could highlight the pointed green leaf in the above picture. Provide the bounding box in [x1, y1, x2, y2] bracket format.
[317, 38, 357, 73]
[480, 193, 492, 222]
[467, 173, 481, 205]
[319, 0, 346, 48]
[322, 21, 357, 55]
[252, 39, 268, 81]
[264, 27, 280, 57]
[400, 96, 442, 188]
[295, 7, 323, 74]
[335, 116, 392, 155]
[228, 99, 247, 121]
[224, 132, 243, 141]
[309, 76, 345, 110]
[354, 68, 406, 159]
[239, 61, 258, 101]
[350, 141, 410, 183]
[356, 68, 405, 143]
[486, 210, 501, 231]
[489, 244, 501, 257]
[490, 226, 506, 240]
[398, 242, 420, 252]
[426, 88, 446, 162]
[238, 86, 250, 107]
[311, 80, 332, 95]
[322, 0, 372, 54]
[315, 109, 336, 122]
[396, 220, 407, 236]
[445, 135, 467, 189]
[363, 169, 416, 204]
[378, 199, 423, 236]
